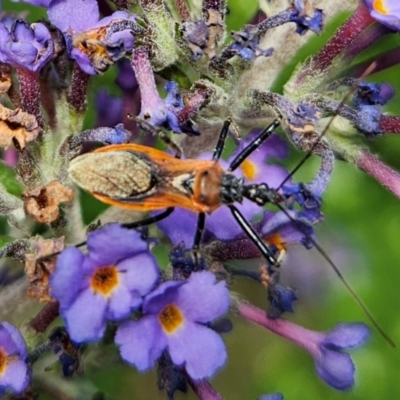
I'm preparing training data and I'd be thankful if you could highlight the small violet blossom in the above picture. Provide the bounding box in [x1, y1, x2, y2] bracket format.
[363, 0, 400, 31]
[132, 46, 185, 133]
[257, 394, 284, 400]
[0, 20, 54, 72]
[50, 224, 159, 343]
[238, 302, 369, 390]
[47, 0, 139, 74]
[115, 271, 230, 379]
[290, 0, 324, 35]
[12, 0, 51, 5]
[0, 322, 30, 395]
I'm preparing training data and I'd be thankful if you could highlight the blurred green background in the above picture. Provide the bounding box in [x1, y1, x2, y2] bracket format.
[3, 0, 400, 399]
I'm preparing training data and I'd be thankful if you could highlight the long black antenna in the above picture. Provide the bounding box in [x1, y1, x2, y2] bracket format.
[276, 204, 395, 347]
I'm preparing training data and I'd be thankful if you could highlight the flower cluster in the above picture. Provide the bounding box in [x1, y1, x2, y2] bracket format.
[0, 0, 399, 399]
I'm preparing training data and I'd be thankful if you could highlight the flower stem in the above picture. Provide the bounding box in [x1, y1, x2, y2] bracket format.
[29, 301, 60, 333]
[16, 68, 43, 127]
[292, 2, 375, 88]
[237, 301, 320, 353]
[354, 150, 400, 199]
[68, 62, 89, 114]
[186, 376, 223, 400]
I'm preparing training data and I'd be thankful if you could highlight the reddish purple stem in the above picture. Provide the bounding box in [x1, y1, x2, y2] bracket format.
[349, 47, 400, 78]
[68, 63, 90, 114]
[344, 23, 392, 59]
[294, 2, 375, 85]
[237, 302, 320, 353]
[175, 0, 191, 21]
[177, 89, 210, 124]
[379, 116, 400, 133]
[186, 376, 223, 400]
[16, 67, 43, 126]
[29, 301, 60, 333]
[356, 150, 400, 199]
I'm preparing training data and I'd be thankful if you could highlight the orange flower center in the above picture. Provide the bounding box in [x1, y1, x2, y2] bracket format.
[91, 266, 119, 296]
[159, 304, 184, 333]
[0, 348, 8, 375]
[241, 159, 257, 180]
[373, 0, 388, 14]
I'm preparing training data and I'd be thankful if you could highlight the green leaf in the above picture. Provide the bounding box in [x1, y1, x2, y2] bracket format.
[0, 235, 14, 249]
[0, 161, 23, 196]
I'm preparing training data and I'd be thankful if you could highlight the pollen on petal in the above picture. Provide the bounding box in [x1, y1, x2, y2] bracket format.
[159, 304, 184, 333]
[264, 233, 286, 251]
[91, 266, 119, 296]
[373, 0, 388, 14]
[241, 159, 257, 180]
[0, 347, 7, 375]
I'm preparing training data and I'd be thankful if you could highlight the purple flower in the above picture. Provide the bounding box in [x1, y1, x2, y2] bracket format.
[157, 132, 289, 246]
[132, 46, 185, 133]
[0, 322, 30, 395]
[257, 394, 284, 400]
[12, 0, 51, 5]
[115, 271, 230, 379]
[69, 123, 131, 148]
[95, 90, 123, 127]
[230, 25, 274, 61]
[238, 302, 369, 390]
[48, 0, 140, 74]
[363, 0, 400, 31]
[354, 82, 394, 106]
[290, 0, 324, 35]
[50, 224, 160, 343]
[0, 20, 54, 71]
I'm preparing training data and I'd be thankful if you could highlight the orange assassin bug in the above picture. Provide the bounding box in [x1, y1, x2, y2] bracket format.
[68, 118, 282, 266]
[68, 116, 394, 346]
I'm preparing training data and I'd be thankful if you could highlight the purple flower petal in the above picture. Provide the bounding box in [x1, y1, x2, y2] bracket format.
[0, 21, 53, 71]
[157, 208, 198, 247]
[87, 224, 148, 266]
[0, 361, 30, 393]
[0, 323, 30, 394]
[116, 317, 167, 371]
[64, 289, 107, 343]
[0, 323, 27, 358]
[106, 284, 134, 321]
[118, 252, 159, 295]
[258, 394, 284, 400]
[323, 323, 370, 350]
[176, 271, 230, 323]
[168, 321, 227, 379]
[314, 348, 355, 390]
[364, 0, 400, 31]
[47, 0, 99, 32]
[144, 280, 183, 315]
[50, 247, 86, 310]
